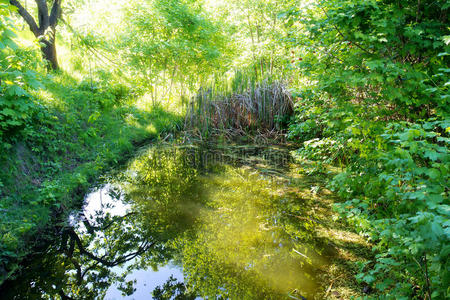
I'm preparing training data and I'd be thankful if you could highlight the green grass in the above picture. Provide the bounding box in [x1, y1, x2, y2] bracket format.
[0, 70, 182, 284]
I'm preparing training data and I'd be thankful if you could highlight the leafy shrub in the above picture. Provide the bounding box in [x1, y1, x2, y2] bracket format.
[283, 0, 450, 298]
[331, 119, 449, 298]
[0, 6, 41, 142]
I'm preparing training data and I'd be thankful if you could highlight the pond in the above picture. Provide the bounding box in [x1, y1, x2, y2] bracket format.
[1, 143, 337, 299]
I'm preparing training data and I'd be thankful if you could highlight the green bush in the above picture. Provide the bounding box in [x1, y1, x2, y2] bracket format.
[283, 0, 450, 297]
[331, 119, 449, 298]
[0, 4, 42, 145]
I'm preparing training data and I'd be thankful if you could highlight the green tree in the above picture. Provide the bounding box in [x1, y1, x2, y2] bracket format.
[118, 0, 227, 103]
[9, 0, 62, 69]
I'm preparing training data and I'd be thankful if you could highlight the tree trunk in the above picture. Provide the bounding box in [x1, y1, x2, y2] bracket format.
[10, 0, 61, 70]
[41, 37, 59, 70]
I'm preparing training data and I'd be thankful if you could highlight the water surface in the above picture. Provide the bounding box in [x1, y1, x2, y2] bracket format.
[2, 143, 333, 299]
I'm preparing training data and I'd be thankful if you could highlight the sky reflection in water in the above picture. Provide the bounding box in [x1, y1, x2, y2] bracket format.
[3, 144, 331, 299]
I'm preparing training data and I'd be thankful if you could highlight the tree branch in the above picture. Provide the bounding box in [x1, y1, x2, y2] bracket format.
[81, 212, 137, 235]
[58, 290, 75, 300]
[9, 0, 39, 36]
[81, 262, 100, 280]
[68, 229, 154, 267]
[49, 0, 62, 27]
[35, 0, 49, 30]
[320, 7, 375, 56]
[70, 258, 82, 285]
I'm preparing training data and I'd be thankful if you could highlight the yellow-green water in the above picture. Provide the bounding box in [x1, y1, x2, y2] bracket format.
[2, 144, 336, 299]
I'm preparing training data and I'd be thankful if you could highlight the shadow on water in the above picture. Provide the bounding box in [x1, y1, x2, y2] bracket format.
[1, 143, 365, 299]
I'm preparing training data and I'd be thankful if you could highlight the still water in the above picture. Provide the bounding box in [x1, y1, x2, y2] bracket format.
[2, 143, 333, 299]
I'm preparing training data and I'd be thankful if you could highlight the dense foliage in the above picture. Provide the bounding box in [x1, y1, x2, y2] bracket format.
[0, 0, 448, 298]
[284, 0, 449, 298]
[119, 0, 227, 97]
[0, 3, 40, 150]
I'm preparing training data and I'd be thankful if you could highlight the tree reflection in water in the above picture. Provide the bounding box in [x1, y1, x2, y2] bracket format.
[2, 144, 332, 299]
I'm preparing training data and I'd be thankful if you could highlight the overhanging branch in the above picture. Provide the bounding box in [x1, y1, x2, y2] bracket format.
[320, 7, 375, 56]
[49, 0, 61, 27]
[9, 0, 39, 36]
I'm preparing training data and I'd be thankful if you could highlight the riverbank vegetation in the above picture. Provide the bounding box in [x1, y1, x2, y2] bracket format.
[1, 0, 448, 299]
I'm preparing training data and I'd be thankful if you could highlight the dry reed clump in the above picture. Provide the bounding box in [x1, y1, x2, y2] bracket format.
[184, 81, 293, 141]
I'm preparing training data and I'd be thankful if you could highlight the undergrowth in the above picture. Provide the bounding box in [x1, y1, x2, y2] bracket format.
[0, 12, 181, 282]
[0, 70, 181, 283]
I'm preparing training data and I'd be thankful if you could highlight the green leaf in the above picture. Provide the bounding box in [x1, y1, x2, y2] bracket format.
[426, 168, 440, 180]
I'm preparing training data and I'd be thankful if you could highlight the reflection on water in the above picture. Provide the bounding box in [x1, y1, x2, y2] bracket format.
[78, 185, 131, 227]
[1, 143, 333, 299]
[105, 264, 184, 300]
[72, 187, 185, 300]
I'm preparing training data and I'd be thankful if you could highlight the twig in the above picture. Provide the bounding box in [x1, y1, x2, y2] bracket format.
[324, 274, 345, 298]
[320, 7, 375, 56]
[293, 248, 308, 259]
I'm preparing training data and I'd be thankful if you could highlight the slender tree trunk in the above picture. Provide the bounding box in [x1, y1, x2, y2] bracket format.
[41, 35, 59, 70]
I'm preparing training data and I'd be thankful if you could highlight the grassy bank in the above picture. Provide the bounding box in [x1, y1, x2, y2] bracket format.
[0, 71, 181, 284]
